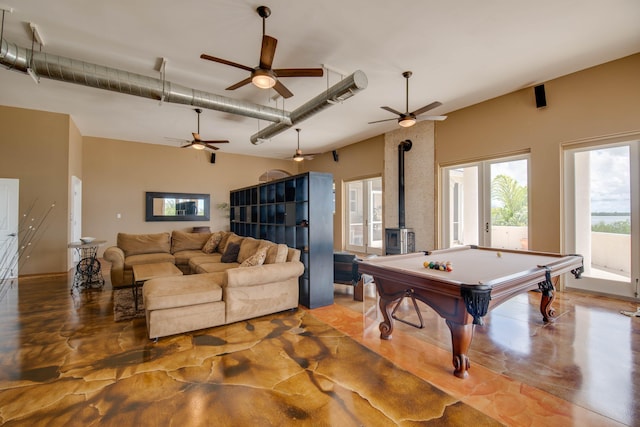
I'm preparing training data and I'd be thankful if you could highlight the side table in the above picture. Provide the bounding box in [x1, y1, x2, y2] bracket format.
[68, 240, 106, 291]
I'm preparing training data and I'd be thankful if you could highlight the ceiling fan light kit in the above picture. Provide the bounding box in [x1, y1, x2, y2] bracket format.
[398, 116, 416, 127]
[252, 69, 277, 89]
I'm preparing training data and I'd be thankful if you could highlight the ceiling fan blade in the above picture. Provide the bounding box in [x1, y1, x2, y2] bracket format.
[368, 117, 398, 124]
[380, 106, 403, 116]
[417, 115, 448, 121]
[200, 140, 230, 144]
[259, 35, 277, 70]
[273, 80, 294, 99]
[274, 68, 324, 78]
[410, 101, 442, 117]
[180, 142, 194, 148]
[203, 144, 221, 151]
[192, 132, 201, 141]
[200, 54, 254, 72]
[226, 76, 253, 90]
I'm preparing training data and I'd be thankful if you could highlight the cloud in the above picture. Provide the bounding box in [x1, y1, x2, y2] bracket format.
[589, 146, 630, 213]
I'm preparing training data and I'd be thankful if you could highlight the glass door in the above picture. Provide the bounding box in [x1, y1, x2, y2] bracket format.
[563, 141, 639, 299]
[441, 155, 529, 250]
[345, 177, 383, 255]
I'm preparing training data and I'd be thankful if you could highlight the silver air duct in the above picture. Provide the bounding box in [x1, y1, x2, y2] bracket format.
[250, 70, 368, 144]
[0, 38, 289, 124]
[1, 38, 367, 142]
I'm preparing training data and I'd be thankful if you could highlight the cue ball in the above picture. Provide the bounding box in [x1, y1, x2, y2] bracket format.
[497, 251, 502, 258]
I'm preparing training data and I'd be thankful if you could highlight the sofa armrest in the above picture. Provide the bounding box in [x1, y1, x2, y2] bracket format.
[226, 261, 304, 288]
[103, 246, 125, 287]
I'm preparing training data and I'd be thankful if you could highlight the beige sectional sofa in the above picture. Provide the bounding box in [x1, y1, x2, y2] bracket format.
[103, 230, 305, 339]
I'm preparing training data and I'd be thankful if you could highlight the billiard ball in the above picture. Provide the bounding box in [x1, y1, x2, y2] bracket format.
[497, 251, 502, 258]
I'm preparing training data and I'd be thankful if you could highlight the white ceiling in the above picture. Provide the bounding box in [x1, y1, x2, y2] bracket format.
[1, 0, 639, 160]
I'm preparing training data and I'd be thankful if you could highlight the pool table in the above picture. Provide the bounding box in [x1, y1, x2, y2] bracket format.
[357, 246, 583, 378]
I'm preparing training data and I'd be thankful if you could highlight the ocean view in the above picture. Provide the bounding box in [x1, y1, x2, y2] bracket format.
[591, 215, 630, 225]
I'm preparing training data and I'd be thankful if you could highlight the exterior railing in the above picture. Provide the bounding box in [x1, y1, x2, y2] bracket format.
[492, 226, 630, 275]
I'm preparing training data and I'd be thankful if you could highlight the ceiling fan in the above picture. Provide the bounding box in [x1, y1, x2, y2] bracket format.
[291, 128, 321, 162]
[368, 71, 447, 127]
[169, 109, 229, 151]
[200, 5, 323, 99]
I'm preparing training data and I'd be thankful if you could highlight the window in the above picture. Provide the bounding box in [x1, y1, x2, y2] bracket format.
[345, 177, 383, 255]
[441, 155, 529, 249]
[563, 141, 639, 299]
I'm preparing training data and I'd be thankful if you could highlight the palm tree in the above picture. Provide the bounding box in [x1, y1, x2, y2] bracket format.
[491, 174, 528, 226]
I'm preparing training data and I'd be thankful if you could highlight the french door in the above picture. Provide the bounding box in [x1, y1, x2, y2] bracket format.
[345, 177, 383, 255]
[441, 155, 529, 250]
[563, 141, 639, 299]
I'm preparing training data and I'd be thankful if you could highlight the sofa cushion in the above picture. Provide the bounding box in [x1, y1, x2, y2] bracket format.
[173, 249, 209, 266]
[118, 232, 171, 257]
[264, 243, 289, 264]
[124, 253, 176, 269]
[202, 231, 224, 253]
[171, 231, 210, 254]
[221, 242, 241, 263]
[192, 261, 240, 274]
[144, 273, 224, 311]
[217, 232, 238, 254]
[240, 246, 268, 267]
[188, 254, 223, 272]
[237, 237, 263, 264]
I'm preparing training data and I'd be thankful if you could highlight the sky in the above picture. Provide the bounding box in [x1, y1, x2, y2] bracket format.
[489, 149, 632, 214]
[589, 146, 630, 213]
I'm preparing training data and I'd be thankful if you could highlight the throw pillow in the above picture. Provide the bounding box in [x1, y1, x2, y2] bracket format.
[217, 232, 236, 254]
[240, 246, 268, 267]
[265, 243, 288, 264]
[221, 242, 241, 263]
[202, 231, 223, 254]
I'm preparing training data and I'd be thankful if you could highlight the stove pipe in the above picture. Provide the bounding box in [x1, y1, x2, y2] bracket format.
[398, 140, 412, 228]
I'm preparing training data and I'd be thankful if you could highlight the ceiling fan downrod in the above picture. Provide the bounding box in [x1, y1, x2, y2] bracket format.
[403, 71, 412, 113]
[257, 5, 271, 35]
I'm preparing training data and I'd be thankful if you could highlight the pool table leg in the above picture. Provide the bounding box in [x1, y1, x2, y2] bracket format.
[538, 274, 558, 323]
[446, 320, 473, 378]
[378, 294, 396, 340]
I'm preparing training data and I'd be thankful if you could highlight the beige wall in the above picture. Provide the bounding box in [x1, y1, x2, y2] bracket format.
[300, 135, 384, 251]
[0, 106, 71, 275]
[82, 137, 299, 256]
[435, 53, 640, 252]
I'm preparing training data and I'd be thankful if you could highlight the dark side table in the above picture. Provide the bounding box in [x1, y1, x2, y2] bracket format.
[68, 240, 106, 291]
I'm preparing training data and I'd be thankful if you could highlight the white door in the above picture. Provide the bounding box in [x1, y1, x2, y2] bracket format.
[563, 141, 639, 299]
[345, 177, 383, 255]
[0, 179, 19, 280]
[69, 176, 82, 269]
[441, 155, 529, 250]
